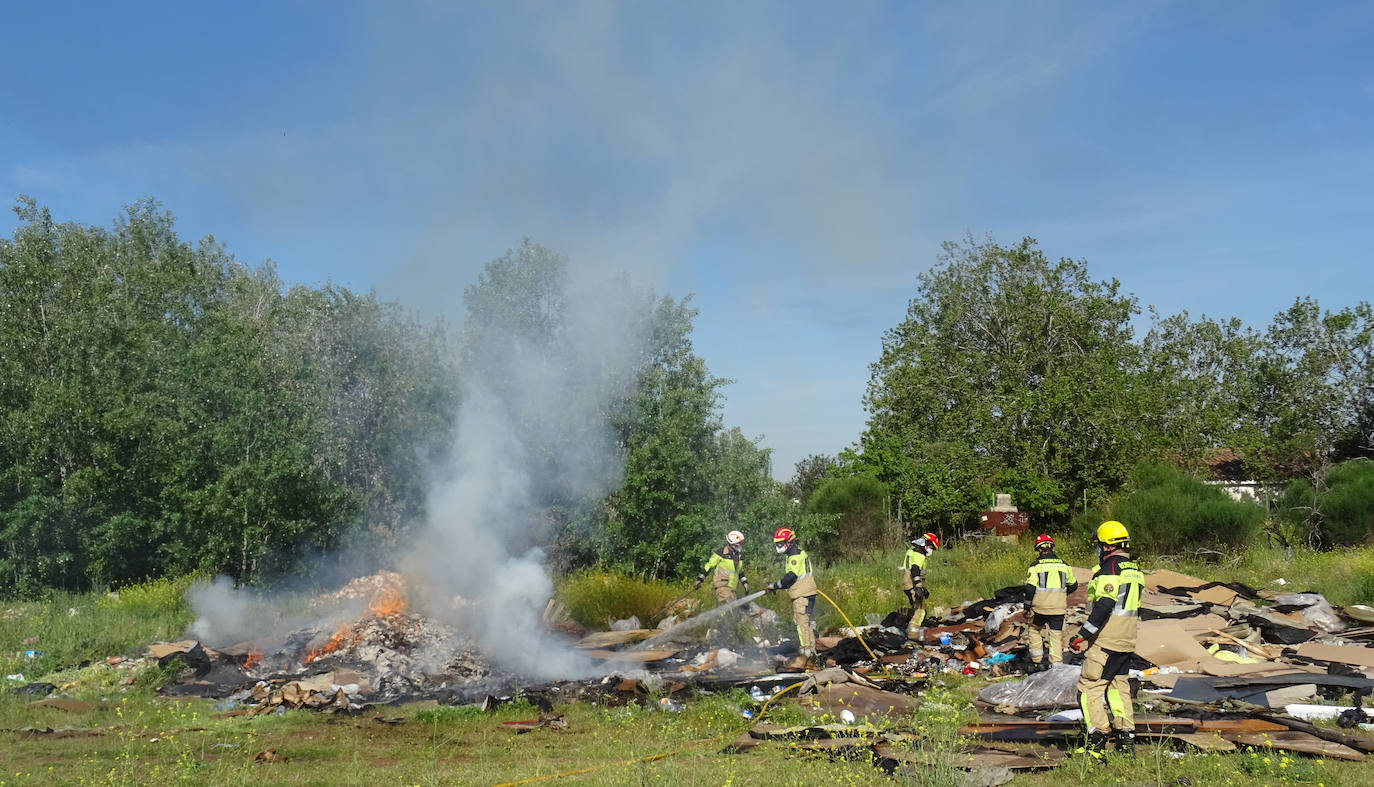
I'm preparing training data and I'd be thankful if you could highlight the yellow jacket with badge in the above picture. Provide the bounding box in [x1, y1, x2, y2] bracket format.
[1079, 556, 1144, 652]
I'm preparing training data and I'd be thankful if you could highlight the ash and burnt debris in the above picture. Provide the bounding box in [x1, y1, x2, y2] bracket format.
[163, 571, 507, 710]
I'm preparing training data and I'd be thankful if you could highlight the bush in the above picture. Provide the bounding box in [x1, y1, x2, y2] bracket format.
[556, 569, 687, 628]
[805, 475, 897, 561]
[1318, 460, 1374, 546]
[1073, 463, 1264, 556]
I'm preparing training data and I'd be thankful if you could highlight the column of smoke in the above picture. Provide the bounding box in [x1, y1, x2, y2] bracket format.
[405, 272, 648, 678]
[186, 255, 650, 680]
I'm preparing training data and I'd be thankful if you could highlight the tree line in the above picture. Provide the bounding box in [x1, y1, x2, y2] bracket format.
[4, 201, 1371, 596]
[0, 198, 797, 595]
[843, 235, 1373, 547]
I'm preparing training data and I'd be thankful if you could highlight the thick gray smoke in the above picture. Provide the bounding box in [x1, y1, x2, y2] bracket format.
[186, 255, 653, 680]
[403, 267, 651, 678]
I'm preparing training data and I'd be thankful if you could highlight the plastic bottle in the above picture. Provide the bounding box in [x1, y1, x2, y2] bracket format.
[749, 685, 766, 702]
[658, 697, 684, 713]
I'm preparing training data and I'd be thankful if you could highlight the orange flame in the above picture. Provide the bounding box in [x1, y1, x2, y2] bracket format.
[304, 621, 360, 664]
[369, 589, 406, 619]
[244, 646, 262, 670]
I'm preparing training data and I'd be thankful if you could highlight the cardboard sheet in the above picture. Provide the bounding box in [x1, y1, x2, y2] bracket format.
[1135, 620, 1213, 667]
[1173, 613, 1231, 634]
[1295, 642, 1374, 668]
[1144, 569, 1209, 592]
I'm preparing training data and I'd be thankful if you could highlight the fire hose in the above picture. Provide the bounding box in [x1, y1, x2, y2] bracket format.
[491, 585, 896, 785]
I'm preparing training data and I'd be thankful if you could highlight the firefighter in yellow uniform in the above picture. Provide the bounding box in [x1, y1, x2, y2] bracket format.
[902, 532, 939, 641]
[693, 530, 749, 605]
[765, 527, 818, 656]
[1070, 521, 1144, 758]
[1024, 534, 1078, 671]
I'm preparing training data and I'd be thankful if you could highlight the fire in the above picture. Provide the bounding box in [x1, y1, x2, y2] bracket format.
[244, 646, 262, 670]
[369, 589, 406, 619]
[300, 583, 408, 665]
[304, 620, 361, 664]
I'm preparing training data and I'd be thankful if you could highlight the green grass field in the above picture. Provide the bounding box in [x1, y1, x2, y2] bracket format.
[2, 542, 1373, 785]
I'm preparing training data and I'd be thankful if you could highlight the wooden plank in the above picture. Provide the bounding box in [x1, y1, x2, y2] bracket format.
[579, 647, 679, 662]
[573, 630, 656, 649]
[1139, 731, 1237, 752]
[1227, 731, 1365, 762]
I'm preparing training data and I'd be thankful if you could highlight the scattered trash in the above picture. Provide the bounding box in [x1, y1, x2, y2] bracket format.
[657, 698, 684, 713]
[839, 709, 855, 725]
[5, 674, 24, 682]
[1283, 704, 1374, 722]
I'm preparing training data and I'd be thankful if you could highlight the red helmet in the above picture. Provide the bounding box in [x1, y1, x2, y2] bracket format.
[923, 532, 940, 549]
[1034, 534, 1054, 549]
[772, 527, 795, 543]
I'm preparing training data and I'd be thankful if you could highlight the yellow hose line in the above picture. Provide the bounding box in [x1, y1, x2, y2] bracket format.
[492, 588, 886, 786]
[813, 587, 886, 673]
[758, 679, 806, 717]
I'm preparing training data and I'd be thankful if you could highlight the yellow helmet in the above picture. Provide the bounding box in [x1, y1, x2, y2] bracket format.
[1096, 520, 1129, 545]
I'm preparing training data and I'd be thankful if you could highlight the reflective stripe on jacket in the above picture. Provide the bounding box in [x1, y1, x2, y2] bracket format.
[703, 548, 741, 590]
[1084, 558, 1144, 651]
[1026, 556, 1074, 615]
[785, 550, 817, 599]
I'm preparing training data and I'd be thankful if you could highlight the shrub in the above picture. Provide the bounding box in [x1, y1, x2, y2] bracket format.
[805, 475, 897, 561]
[1075, 462, 1264, 556]
[556, 569, 686, 628]
[1318, 460, 1374, 546]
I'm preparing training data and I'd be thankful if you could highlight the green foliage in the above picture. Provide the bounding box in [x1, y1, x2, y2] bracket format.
[556, 569, 687, 628]
[783, 453, 837, 503]
[1276, 459, 1374, 547]
[1073, 462, 1265, 556]
[0, 575, 195, 679]
[805, 475, 895, 561]
[858, 235, 1148, 530]
[414, 704, 486, 723]
[1316, 460, 1374, 545]
[0, 197, 456, 592]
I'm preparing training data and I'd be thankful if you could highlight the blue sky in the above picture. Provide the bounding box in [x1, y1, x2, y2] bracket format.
[3, 1, 1372, 477]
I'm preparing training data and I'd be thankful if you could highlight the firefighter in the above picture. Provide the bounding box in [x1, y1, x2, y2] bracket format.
[902, 532, 939, 641]
[1023, 534, 1078, 672]
[764, 527, 818, 656]
[694, 530, 749, 605]
[1069, 520, 1145, 758]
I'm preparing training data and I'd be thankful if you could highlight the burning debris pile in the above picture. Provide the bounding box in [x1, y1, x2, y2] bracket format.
[162, 571, 503, 711]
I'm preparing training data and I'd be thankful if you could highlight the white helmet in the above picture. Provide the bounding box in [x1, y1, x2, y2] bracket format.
[726, 530, 744, 545]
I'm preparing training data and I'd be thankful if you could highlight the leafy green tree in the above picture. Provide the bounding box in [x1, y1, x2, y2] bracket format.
[804, 475, 893, 560]
[1071, 462, 1264, 556]
[1250, 299, 1374, 481]
[1143, 311, 1264, 474]
[784, 453, 837, 504]
[0, 197, 460, 592]
[860, 235, 1149, 529]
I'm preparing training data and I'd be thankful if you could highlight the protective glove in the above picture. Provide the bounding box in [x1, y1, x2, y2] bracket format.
[692, 575, 704, 591]
[740, 577, 750, 594]
[1069, 635, 1088, 653]
[764, 582, 777, 594]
